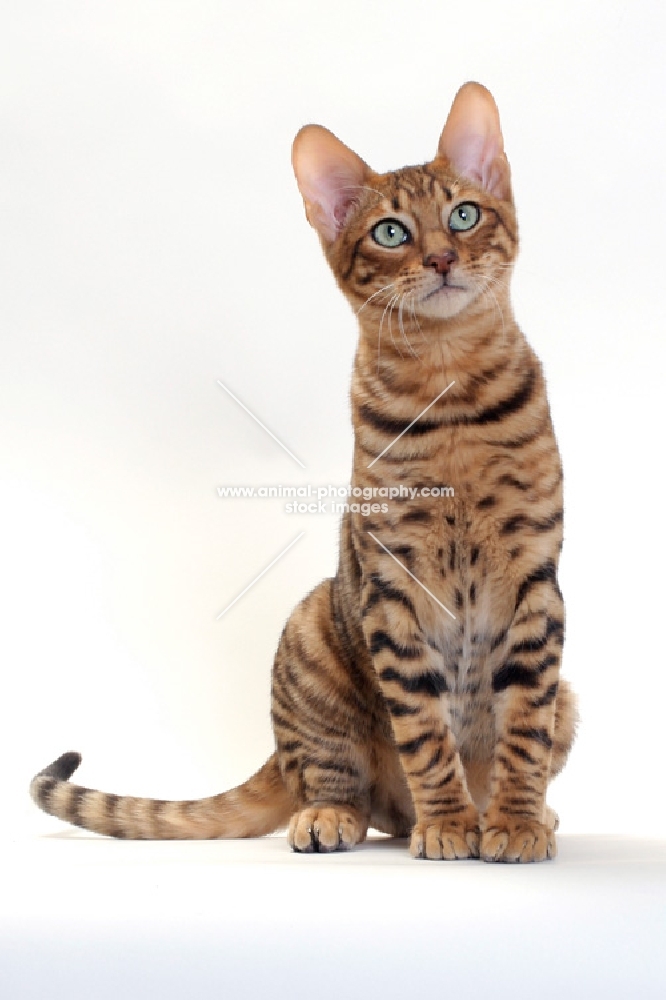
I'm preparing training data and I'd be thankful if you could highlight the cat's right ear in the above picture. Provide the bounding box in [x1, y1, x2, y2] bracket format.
[292, 125, 369, 243]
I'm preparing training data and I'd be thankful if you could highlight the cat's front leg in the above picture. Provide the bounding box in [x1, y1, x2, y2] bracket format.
[481, 591, 566, 863]
[361, 585, 478, 860]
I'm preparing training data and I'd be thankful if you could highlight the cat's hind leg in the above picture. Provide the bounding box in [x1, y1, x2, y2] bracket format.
[271, 579, 376, 853]
[288, 804, 368, 853]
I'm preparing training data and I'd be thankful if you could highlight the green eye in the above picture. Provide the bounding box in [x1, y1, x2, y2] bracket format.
[371, 219, 411, 248]
[449, 202, 480, 232]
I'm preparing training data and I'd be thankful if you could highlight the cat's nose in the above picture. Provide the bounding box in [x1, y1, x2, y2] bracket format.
[424, 251, 457, 275]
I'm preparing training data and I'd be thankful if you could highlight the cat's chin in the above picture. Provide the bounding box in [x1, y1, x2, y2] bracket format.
[414, 285, 474, 322]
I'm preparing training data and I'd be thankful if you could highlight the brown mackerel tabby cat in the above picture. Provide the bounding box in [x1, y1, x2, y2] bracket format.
[31, 83, 577, 862]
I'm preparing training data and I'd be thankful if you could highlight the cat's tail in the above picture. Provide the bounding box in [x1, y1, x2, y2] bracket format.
[29, 751, 294, 839]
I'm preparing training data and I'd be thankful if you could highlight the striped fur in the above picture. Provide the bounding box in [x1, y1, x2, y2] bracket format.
[30, 83, 576, 861]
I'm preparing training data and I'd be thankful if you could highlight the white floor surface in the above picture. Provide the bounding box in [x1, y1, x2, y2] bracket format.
[2, 828, 665, 999]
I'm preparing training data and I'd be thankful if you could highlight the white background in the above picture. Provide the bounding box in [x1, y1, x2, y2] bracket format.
[2, 0, 666, 840]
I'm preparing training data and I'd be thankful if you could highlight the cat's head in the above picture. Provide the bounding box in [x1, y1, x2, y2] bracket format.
[292, 83, 516, 325]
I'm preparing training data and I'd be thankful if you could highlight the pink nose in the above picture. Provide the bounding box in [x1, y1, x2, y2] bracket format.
[424, 251, 457, 275]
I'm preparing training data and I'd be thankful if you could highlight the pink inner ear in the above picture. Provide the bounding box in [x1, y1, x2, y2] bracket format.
[314, 167, 363, 233]
[292, 125, 369, 242]
[437, 83, 510, 200]
[447, 131, 503, 192]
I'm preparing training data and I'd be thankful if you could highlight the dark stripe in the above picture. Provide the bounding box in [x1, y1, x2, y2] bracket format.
[66, 785, 87, 825]
[500, 510, 563, 536]
[492, 663, 541, 692]
[497, 474, 531, 491]
[105, 793, 124, 838]
[359, 403, 442, 437]
[379, 666, 448, 697]
[408, 745, 444, 777]
[362, 574, 417, 617]
[481, 358, 511, 382]
[401, 509, 431, 524]
[546, 617, 565, 643]
[509, 726, 553, 749]
[496, 753, 517, 774]
[493, 652, 559, 692]
[304, 760, 360, 777]
[385, 697, 420, 718]
[511, 634, 548, 654]
[391, 543, 414, 559]
[490, 627, 509, 652]
[358, 368, 536, 439]
[530, 681, 559, 708]
[506, 743, 539, 765]
[426, 796, 465, 807]
[514, 560, 558, 610]
[370, 630, 422, 659]
[342, 236, 364, 281]
[511, 618, 563, 654]
[426, 803, 467, 815]
[35, 777, 56, 811]
[397, 732, 435, 755]
[421, 769, 456, 790]
[271, 707, 301, 736]
[467, 368, 536, 425]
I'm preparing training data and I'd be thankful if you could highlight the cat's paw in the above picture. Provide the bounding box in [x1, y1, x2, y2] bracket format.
[410, 811, 480, 860]
[480, 815, 556, 863]
[288, 805, 367, 853]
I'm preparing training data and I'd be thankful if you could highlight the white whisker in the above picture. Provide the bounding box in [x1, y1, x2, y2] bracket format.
[379, 294, 402, 360]
[408, 292, 425, 347]
[399, 293, 421, 359]
[356, 282, 396, 316]
[386, 294, 403, 358]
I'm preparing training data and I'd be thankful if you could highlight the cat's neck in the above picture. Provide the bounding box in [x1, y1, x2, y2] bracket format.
[353, 291, 527, 404]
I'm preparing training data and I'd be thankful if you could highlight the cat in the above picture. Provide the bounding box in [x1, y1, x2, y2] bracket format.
[30, 82, 577, 862]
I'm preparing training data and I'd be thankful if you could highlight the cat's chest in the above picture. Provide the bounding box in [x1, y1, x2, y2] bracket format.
[355, 493, 514, 646]
[353, 490, 510, 758]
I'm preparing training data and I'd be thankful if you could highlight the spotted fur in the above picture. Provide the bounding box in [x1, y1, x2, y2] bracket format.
[31, 83, 576, 862]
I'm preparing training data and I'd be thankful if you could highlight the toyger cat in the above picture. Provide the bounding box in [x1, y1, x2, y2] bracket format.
[31, 82, 577, 862]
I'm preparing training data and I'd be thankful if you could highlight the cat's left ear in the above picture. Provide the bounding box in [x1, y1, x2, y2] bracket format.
[437, 82, 511, 200]
[292, 125, 370, 242]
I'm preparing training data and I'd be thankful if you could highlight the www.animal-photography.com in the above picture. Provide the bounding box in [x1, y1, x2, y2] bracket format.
[2, 2, 665, 998]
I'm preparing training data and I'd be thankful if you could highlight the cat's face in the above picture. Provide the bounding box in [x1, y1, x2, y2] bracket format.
[293, 83, 517, 326]
[323, 162, 517, 322]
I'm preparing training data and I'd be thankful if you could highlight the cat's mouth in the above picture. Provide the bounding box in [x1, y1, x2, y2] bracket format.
[421, 279, 467, 302]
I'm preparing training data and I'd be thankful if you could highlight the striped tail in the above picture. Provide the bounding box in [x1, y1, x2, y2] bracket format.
[29, 751, 294, 839]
